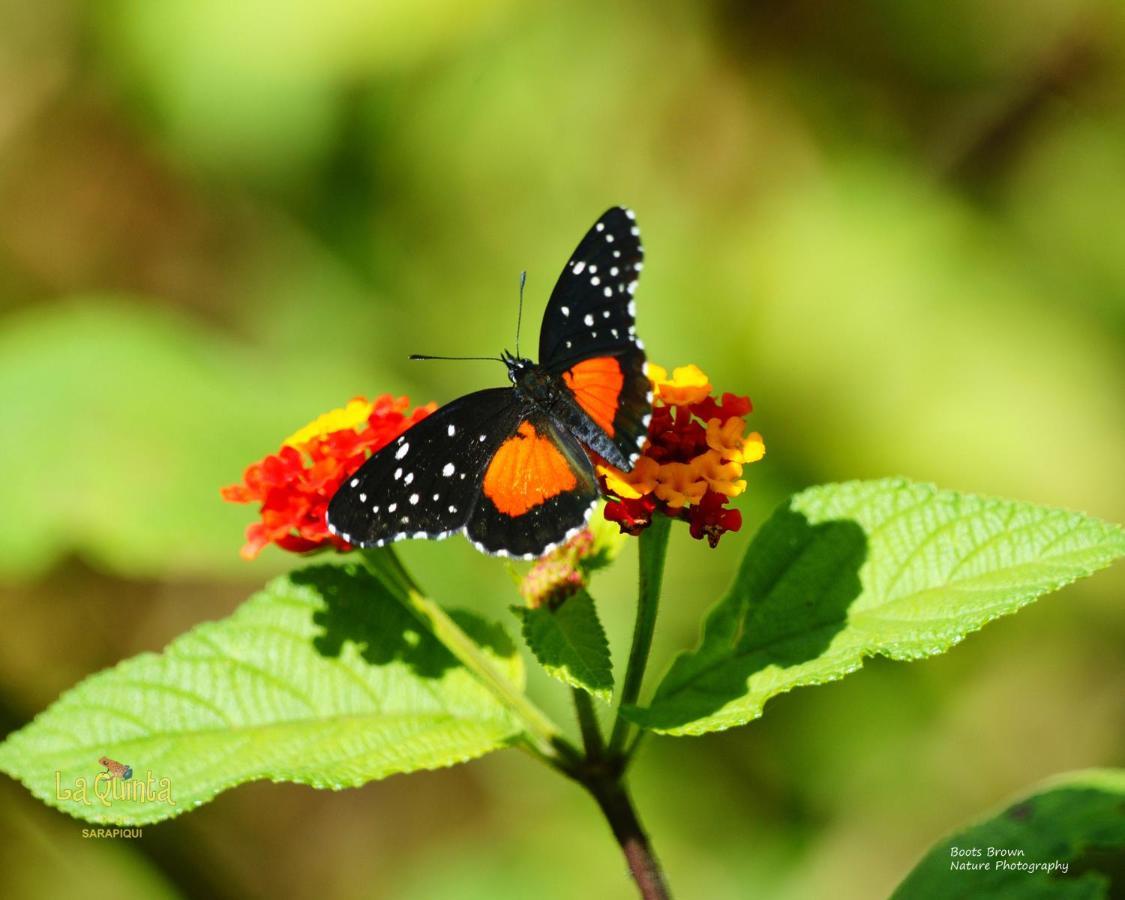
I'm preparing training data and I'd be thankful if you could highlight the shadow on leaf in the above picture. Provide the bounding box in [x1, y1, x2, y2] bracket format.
[636, 506, 868, 729]
[296, 564, 514, 680]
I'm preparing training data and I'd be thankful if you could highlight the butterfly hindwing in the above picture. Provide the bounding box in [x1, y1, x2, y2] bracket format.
[467, 410, 600, 558]
[556, 346, 651, 468]
[326, 388, 520, 548]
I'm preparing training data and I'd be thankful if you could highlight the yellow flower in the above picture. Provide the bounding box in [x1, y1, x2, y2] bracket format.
[283, 398, 373, 448]
[692, 449, 747, 498]
[706, 417, 767, 465]
[652, 462, 707, 509]
[649, 363, 712, 405]
[600, 455, 660, 500]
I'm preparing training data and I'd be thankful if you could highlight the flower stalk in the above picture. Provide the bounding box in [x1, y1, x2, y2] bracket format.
[360, 549, 578, 765]
[572, 687, 606, 760]
[609, 514, 672, 757]
[585, 775, 671, 900]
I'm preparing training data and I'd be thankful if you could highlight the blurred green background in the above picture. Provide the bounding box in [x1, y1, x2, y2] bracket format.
[1, 1, 1123, 897]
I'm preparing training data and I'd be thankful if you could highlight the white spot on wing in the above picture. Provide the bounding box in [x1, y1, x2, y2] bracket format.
[596, 222, 605, 232]
[388, 503, 397, 513]
[359, 493, 366, 502]
[603, 287, 612, 298]
[584, 313, 594, 326]
[350, 478, 359, 487]
[404, 472, 414, 485]
[447, 424, 456, 436]
[409, 493, 419, 505]
[394, 467, 402, 480]
[573, 262, 586, 275]
[395, 442, 410, 459]
[561, 306, 570, 316]
[442, 462, 455, 477]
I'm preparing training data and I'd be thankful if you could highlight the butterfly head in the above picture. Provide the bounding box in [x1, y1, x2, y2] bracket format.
[502, 349, 534, 385]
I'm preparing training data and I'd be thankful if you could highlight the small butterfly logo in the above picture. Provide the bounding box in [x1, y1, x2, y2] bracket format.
[98, 756, 133, 780]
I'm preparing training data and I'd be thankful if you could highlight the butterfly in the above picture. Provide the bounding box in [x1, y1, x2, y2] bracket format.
[327, 207, 652, 560]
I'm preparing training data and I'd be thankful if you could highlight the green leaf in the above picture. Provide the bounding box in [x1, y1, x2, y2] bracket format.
[628, 478, 1125, 735]
[0, 563, 524, 824]
[513, 592, 614, 703]
[892, 769, 1125, 899]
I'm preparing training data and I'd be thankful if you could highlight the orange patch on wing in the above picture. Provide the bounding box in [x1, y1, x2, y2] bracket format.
[562, 356, 624, 437]
[483, 422, 579, 516]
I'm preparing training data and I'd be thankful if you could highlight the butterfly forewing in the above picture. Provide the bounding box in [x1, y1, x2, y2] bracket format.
[539, 207, 652, 467]
[538, 206, 644, 369]
[326, 389, 519, 548]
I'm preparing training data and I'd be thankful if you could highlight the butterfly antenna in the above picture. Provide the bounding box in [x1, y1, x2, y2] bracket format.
[409, 354, 505, 363]
[515, 270, 527, 358]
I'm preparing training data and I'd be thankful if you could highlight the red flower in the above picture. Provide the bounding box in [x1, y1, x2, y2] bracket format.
[688, 490, 743, 548]
[603, 494, 657, 536]
[221, 395, 435, 559]
[599, 364, 763, 548]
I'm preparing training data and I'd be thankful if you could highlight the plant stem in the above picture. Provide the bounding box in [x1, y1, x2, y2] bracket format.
[572, 687, 606, 759]
[367, 541, 676, 897]
[360, 550, 577, 764]
[608, 515, 672, 755]
[584, 774, 671, 899]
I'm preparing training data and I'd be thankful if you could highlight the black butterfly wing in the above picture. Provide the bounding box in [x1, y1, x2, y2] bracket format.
[538, 207, 652, 468]
[465, 409, 600, 559]
[326, 388, 519, 548]
[538, 206, 644, 367]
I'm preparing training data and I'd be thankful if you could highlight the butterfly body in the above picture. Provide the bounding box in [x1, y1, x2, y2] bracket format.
[502, 351, 628, 469]
[327, 207, 651, 559]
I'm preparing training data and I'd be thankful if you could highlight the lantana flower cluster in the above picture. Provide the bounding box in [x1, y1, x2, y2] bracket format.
[598, 364, 764, 547]
[221, 395, 434, 559]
